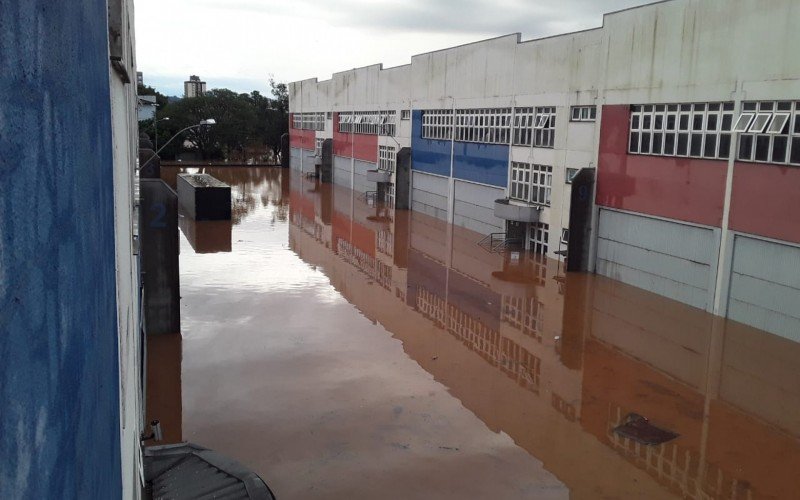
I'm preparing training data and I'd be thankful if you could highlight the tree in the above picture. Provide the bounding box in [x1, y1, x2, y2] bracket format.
[265, 78, 289, 161]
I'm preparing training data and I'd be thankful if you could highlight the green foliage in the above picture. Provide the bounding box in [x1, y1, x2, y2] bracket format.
[141, 81, 289, 162]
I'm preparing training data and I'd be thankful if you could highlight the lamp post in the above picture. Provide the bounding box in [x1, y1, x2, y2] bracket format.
[138, 119, 216, 171]
[153, 116, 169, 151]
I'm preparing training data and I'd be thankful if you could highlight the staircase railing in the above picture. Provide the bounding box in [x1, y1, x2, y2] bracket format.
[477, 232, 522, 253]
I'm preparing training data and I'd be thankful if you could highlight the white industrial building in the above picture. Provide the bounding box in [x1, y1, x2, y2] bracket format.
[289, 0, 800, 343]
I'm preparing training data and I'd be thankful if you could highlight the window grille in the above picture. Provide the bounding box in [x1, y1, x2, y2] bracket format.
[454, 108, 511, 144]
[529, 222, 549, 255]
[510, 162, 552, 206]
[513, 107, 535, 146]
[314, 138, 324, 157]
[378, 145, 396, 173]
[736, 101, 800, 165]
[338, 111, 396, 135]
[570, 106, 597, 122]
[421, 109, 453, 140]
[292, 112, 325, 131]
[629, 102, 734, 160]
[534, 107, 556, 147]
[400, 109, 411, 120]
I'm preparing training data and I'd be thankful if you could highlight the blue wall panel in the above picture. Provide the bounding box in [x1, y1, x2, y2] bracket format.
[411, 110, 508, 187]
[411, 110, 451, 177]
[0, 1, 122, 499]
[453, 142, 508, 188]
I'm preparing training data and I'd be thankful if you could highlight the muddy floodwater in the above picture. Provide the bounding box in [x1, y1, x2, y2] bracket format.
[147, 166, 800, 500]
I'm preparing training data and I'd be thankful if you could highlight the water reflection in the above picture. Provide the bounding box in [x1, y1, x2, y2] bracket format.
[288, 172, 800, 500]
[146, 333, 183, 445]
[168, 167, 800, 500]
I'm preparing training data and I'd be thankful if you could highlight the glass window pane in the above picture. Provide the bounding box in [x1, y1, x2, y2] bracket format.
[707, 114, 718, 131]
[704, 135, 717, 158]
[677, 133, 689, 155]
[768, 113, 790, 134]
[754, 135, 770, 161]
[719, 134, 731, 158]
[738, 134, 753, 160]
[641, 132, 651, 153]
[749, 113, 772, 133]
[791, 138, 800, 164]
[690, 134, 703, 156]
[652, 133, 663, 154]
[630, 132, 639, 152]
[772, 136, 788, 163]
[664, 133, 676, 155]
[733, 113, 755, 132]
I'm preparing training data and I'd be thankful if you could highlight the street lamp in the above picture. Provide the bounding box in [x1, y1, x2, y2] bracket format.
[153, 116, 169, 151]
[138, 118, 216, 171]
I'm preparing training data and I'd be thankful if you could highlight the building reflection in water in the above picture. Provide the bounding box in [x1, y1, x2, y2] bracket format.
[146, 333, 183, 445]
[287, 172, 800, 500]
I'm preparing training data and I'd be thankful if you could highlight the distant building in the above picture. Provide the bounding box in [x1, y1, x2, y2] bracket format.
[137, 71, 143, 86]
[138, 94, 156, 121]
[289, 0, 800, 343]
[184, 75, 206, 98]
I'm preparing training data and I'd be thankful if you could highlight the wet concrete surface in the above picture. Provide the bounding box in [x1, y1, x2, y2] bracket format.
[148, 166, 800, 499]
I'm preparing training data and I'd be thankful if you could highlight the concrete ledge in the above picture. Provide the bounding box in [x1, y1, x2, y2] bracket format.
[494, 198, 542, 222]
[177, 173, 232, 220]
[367, 169, 392, 183]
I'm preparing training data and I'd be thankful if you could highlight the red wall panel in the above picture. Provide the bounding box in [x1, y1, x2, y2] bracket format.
[729, 162, 800, 244]
[597, 105, 727, 227]
[289, 114, 316, 150]
[332, 112, 378, 163]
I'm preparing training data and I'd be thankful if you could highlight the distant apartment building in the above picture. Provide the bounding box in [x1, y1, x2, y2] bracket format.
[289, 0, 800, 343]
[184, 74, 206, 98]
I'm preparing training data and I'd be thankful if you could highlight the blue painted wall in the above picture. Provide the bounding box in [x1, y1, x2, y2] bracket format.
[0, 1, 122, 499]
[411, 110, 509, 187]
[410, 110, 451, 177]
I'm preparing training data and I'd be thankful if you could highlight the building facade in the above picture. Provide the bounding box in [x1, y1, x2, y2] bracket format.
[1, 0, 143, 498]
[289, 0, 800, 343]
[184, 75, 206, 98]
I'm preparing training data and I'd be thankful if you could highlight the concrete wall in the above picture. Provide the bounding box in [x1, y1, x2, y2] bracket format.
[0, 0, 139, 497]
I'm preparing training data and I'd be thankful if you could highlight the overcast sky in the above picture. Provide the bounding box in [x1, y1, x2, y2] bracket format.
[135, 0, 654, 96]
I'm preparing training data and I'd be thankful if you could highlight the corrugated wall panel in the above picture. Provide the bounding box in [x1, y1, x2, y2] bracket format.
[353, 159, 374, 194]
[728, 236, 800, 341]
[596, 209, 717, 310]
[290, 147, 302, 171]
[411, 171, 449, 221]
[453, 180, 504, 235]
[333, 155, 351, 189]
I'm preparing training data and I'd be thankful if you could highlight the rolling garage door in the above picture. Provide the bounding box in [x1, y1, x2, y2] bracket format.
[727, 236, 800, 341]
[596, 209, 719, 310]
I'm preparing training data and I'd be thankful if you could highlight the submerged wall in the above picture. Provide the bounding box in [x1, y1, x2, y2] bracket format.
[0, 0, 123, 498]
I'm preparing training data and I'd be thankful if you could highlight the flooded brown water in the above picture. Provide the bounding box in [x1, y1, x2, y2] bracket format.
[148, 166, 800, 499]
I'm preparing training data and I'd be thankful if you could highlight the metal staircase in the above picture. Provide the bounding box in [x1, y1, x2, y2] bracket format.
[477, 232, 522, 253]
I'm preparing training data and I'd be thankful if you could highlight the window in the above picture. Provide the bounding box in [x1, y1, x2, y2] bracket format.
[529, 222, 549, 255]
[454, 108, 511, 144]
[401, 110, 411, 120]
[338, 111, 396, 135]
[292, 112, 325, 131]
[534, 107, 556, 148]
[314, 138, 324, 157]
[560, 228, 569, 245]
[629, 102, 733, 160]
[570, 106, 597, 122]
[510, 162, 552, 206]
[565, 168, 580, 183]
[386, 183, 396, 209]
[736, 101, 800, 165]
[513, 107, 534, 146]
[378, 145, 396, 172]
[421, 109, 453, 140]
